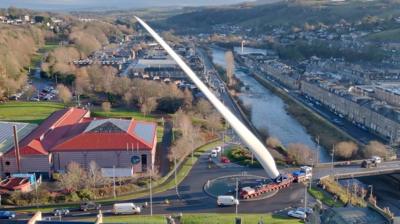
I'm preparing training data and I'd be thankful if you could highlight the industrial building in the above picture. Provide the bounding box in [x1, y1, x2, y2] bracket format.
[0, 108, 157, 178]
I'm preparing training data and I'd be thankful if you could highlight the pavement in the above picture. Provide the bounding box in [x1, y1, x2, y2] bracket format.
[156, 120, 173, 176]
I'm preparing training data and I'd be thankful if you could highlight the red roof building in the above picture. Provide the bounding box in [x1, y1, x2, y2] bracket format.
[1, 108, 157, 177]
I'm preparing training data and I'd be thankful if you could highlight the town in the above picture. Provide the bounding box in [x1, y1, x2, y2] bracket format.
[0, 1, 400, 224]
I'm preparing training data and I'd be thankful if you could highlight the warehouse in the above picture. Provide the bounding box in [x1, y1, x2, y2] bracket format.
[1, 108, 157, 178]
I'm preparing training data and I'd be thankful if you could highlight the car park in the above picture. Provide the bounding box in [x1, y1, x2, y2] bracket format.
[53, 208, 70, 216]
[288, 210, 306, 219]
[0, 211, 16, 219]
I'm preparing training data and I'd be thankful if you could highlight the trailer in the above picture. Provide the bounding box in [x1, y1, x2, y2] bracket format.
[240, 166, 312, 200]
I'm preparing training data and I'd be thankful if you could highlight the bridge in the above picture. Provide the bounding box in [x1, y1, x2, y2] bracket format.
[314, 160, 400, 180]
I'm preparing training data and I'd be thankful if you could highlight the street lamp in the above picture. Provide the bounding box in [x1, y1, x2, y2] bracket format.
[368, 185, 373, 199]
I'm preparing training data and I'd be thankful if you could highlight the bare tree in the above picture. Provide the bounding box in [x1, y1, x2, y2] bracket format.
[141, 97, 158, 117]
[335, 141, 358, 159]
[363, 141, 390, 159]
[287, 143, 315, 165]
[102, 101, 111, 113]
[205, 111, 223, 135]
[24, 85, 36, 100]
[183, 89, 193, 109]
[225, 51, 235, 86]
[266, 137, 282, 149]
[194, 99, 213, 118]
[56, 84, 72, 104]
[86, 161, 108, 189]
[58, 162, 86, 191]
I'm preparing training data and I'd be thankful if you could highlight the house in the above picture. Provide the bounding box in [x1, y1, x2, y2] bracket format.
[1, 108, 157, 178]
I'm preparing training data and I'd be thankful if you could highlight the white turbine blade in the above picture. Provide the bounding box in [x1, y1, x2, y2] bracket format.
[135, 16, 280, 179]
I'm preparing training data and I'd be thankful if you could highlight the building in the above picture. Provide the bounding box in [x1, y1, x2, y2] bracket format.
[300, 79, 400, 144]
[0, 122, 37, 156]
[1, 108, 157, 178]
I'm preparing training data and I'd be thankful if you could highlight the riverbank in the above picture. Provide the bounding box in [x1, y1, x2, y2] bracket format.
[247, 63, 356, 153]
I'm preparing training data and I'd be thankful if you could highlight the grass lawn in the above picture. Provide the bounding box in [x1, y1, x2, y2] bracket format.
[78, 213, 301, 224]
[92, 108, 157, 122]
[0, 101, 65, 124]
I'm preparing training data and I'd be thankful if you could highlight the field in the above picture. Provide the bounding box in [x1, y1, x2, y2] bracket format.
[92, 107, 157, 122]
[0, 101, 65, 124]
[78, 213, 302, 224]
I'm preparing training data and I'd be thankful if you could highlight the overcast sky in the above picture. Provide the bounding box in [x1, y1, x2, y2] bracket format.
[0, 0, 251, 11]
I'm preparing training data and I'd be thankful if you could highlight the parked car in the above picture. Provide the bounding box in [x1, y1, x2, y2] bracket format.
[112, 203, 141, 215]
[30, 96, 40, 101]
[80, 201, 101, 211]
[215, 146, 222, 153]
[53, 208, 70, 216]
[288, 210, 306, 219]
[220, 156, 230, 163]
[0, 211, 16, 219]
[217, 195, 239, 206]
[296, 207, 313, 214]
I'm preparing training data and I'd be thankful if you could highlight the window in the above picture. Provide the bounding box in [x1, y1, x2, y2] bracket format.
[5, 161, 10, 166]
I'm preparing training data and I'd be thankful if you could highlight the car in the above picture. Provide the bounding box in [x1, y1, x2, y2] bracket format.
[215, 146, 222, 153]
[371, 156, 382, 164]
[80, 201, 101, 211]
[288, 210, 307, 219]
[53, 208, 70, 216]
[210, 150, 218, 158]
[0, 211, 16, 219]
[220, 156, 230, 163]
[31, 97, 40, 101]
[296, 207, 313, 214]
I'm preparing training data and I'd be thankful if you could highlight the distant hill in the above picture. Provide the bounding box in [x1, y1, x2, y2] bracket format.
[161, 0, 400, 33]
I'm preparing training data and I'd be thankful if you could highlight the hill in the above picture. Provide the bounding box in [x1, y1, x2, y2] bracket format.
[161, 0, 400, 33]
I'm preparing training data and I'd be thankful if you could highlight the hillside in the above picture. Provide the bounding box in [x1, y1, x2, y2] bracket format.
[162, 0, 400, 33]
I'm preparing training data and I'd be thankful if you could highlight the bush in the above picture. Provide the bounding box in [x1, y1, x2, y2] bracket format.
[363, 141, 392, 159]
[77, 189, 95, 200]
[65, 192, 80, 202]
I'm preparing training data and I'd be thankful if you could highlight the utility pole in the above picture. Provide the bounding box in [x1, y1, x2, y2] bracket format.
[235, 178, 239, 217]
[150, 167, 153, 216]
[174, 154, 179, 197]
[315, 136, 320, 165]
[331, 144, 335, 176]
[113, 166, 116, 198]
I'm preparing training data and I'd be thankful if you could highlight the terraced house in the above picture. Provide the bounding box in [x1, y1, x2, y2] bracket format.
[0, 108, 157, 178]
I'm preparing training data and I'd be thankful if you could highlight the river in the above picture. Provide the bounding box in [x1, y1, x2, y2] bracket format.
[210, 46, 330, 162]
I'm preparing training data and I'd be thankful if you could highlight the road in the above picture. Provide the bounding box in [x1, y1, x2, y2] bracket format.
[314, 160, 400, 179]
[248, 62, 385, 145]
[155, 120, 173, 176]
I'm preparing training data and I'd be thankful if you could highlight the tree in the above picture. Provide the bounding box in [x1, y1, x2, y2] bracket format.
[205, 111, 223, 135]
[183, 89, 193, 109]
[363, 141, 390, 159]
[58, 162, 86, 191]
[24, 85, 36, 100]
[194, 99, 213, 118]
[287, 143, 315, 165]
[335, 141, 358, 159]
[266, 137, 282, 149]
[141, 97, 157, 117]
[86, 161, 108, 189]
[56, 84, 72, 104]
[225, 51, 235, 87]
[102, 101, 111, 113]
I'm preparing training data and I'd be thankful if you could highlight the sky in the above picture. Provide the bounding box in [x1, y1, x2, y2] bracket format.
[0, 0, 251, 11]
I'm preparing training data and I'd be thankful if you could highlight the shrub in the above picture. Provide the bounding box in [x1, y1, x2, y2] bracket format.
[335, 141, 358, 160]
[77, 189, 95, 200]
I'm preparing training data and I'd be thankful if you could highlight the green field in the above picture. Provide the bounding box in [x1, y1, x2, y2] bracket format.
[308, 187, 343, 207]
[92, 107, 157, 122]
[78, 213, 301, 224]
[0, 101, 65, 124]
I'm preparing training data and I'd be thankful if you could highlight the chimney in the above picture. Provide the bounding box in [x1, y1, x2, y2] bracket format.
[12, 125, 21, 173]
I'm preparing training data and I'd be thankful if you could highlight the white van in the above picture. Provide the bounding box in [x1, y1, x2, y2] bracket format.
[217, 195, 239, 206]
[112, 203, 141, 215]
